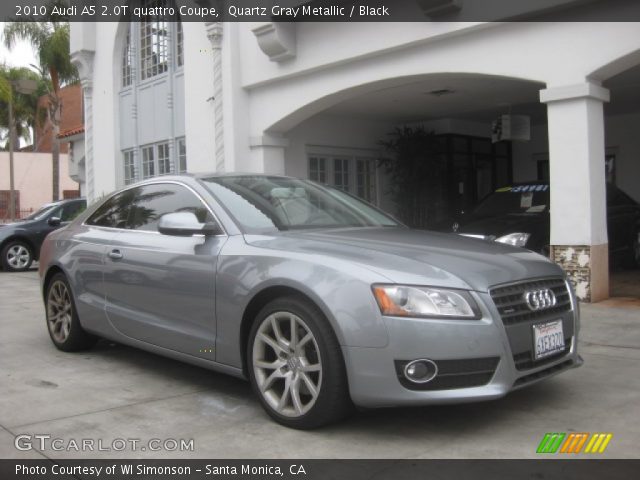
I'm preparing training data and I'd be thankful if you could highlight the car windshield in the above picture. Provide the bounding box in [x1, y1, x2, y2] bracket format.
[201, 175, 400, 233]
[473, 185, 550, 217]
[22, 204, 58, 221]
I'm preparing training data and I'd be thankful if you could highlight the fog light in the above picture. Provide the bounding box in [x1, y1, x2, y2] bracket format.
[403, 359, 438, 384]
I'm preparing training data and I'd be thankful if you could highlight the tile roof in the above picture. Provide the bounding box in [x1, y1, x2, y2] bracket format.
[57, 125, 85, 139]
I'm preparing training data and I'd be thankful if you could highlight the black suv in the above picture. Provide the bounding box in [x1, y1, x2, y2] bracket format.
[0, 198, 86, 272]
[451, 182, 640, 268]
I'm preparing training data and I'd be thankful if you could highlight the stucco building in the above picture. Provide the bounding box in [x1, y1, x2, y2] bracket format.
[0, 151, 76, 220]
[69, 1, 640, 301]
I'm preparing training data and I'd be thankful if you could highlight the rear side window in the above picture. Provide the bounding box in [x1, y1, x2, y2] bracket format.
[126, 183, 214, 232]
[86, 190, 137, 228]
[86, 184, 213, 231]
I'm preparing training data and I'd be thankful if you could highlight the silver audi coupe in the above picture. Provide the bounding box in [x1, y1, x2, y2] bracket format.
[39, 174, 582, 428]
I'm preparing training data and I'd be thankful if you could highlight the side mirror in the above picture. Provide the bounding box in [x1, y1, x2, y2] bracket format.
[158, 212, 222, 237]
[48, 217, 61, 227]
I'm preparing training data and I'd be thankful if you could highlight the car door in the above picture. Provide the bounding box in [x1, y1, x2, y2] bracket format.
[103, 182, 226, 360]
[28, 207, 63, 250]
[73, 193, 134, 336]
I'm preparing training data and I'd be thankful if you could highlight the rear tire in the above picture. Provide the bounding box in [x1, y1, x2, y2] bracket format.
[247, 296, 352, 429]
[45, 273, 97, 351]
[1, 240, 33, 272]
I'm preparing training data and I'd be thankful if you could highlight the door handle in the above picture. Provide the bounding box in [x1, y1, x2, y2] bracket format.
[108, 249, 123, 260]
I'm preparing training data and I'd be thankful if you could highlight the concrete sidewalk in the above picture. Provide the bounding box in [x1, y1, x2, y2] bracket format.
[1, 270, 639, 459]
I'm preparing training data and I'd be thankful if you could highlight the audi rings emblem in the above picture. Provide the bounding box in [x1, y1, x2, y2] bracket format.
[524, 288, 557, 311]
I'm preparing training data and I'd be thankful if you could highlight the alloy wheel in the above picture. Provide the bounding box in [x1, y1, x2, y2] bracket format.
[252, 311, 322, 418]
[47, 280, 73, 343]
[6, 244, 31, 270]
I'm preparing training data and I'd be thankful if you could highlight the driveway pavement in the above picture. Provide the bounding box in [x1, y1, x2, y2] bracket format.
[1, 270, 639, 459]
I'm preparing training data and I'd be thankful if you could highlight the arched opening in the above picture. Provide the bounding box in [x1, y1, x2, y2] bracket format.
[596, 52, 640, 301]
[114, 0, 186, 188]
[265, 73, 546, 228]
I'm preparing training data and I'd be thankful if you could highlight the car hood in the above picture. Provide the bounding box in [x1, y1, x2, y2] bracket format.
[456, 213, 548, 238]
[244, 227, 562, 292]
[0, 219, 38, 232]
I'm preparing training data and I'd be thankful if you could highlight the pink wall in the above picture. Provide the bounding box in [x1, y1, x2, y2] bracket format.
[0, 152, 79, 215]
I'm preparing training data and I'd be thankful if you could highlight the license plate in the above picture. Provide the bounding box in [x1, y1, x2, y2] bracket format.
[533, 320, 565, 360]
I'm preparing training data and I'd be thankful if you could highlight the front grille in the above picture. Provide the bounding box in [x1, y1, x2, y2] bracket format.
[512, 337, 572, 371]
[490, 277, 571, 326]
[395, 357, 500, 391]
[490, 277, 575, 372]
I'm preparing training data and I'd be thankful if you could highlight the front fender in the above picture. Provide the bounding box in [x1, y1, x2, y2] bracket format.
[214, 236, 390, 369]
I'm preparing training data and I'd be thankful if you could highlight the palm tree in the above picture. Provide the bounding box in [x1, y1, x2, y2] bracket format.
[0, 71, 12, 130]
[3, 17, 78, 201]
[0, 65, 44, 150]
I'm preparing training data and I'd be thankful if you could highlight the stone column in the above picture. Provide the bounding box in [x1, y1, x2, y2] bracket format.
[206, 22, 225, 173]
[540, 82, 610, 302]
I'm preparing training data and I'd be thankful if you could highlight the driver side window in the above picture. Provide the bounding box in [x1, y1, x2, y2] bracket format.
[60, 202, 86, 222]
[86, 190, 137, 229]
[127, 183, 215, 232]
[48, 206, 63, 220]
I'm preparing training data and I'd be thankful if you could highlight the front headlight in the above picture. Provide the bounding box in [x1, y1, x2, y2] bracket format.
[495, 232, 530, 247]
[372, 285, 480, 319]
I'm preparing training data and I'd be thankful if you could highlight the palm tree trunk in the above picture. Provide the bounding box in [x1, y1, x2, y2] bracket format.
[50, 68, 61, 202]
[10, 128, 20, 150]
[52, 120, 60, 201]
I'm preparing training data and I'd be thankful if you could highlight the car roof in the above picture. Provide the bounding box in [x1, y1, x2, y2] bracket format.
[194, 172, 292, 180]
[39, 198, 86, 208]
[500, 181, 626, 191]
[122, 173, 292, 187]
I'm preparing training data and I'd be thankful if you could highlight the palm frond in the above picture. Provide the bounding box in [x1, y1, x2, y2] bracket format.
[0, 75, 12, 103]
[2, 21, 49, 51]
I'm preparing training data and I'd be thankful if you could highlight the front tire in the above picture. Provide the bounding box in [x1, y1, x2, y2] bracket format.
[247, 296, 352, 429]
[45, 273, 97, 351]
[1, 240, 33, 272]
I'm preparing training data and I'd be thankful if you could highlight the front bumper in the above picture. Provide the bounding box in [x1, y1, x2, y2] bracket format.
[342, 289, 582, 408]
